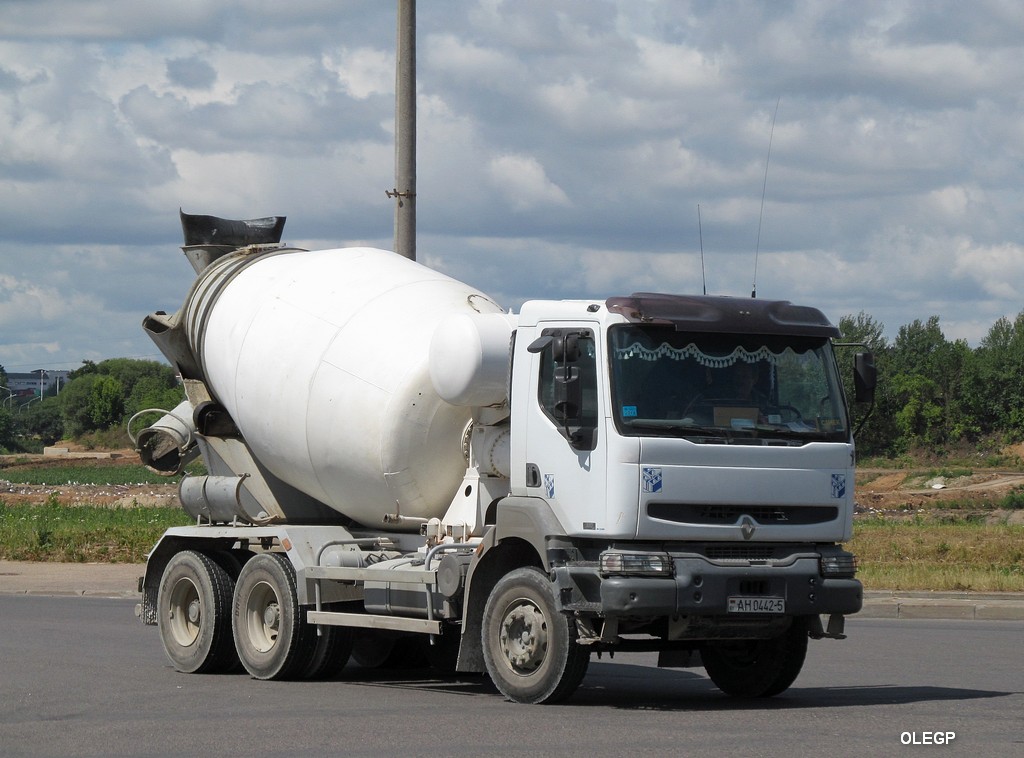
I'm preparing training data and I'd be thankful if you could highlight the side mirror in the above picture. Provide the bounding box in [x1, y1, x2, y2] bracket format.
[553, 365, 582, 424]
[559, 365, 597, 451]
[854, 352, 877, 404]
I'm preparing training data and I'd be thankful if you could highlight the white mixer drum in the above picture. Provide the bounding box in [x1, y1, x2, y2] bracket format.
[184, 246, 503, 527]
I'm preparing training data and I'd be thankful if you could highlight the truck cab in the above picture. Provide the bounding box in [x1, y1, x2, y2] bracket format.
[464, 293, 866, 700]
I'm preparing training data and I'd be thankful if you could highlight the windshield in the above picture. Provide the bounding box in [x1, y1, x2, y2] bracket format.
[609, 324, 849, 443]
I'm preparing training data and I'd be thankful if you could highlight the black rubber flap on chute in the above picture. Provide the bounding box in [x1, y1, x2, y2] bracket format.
[180, 210, 286, 247]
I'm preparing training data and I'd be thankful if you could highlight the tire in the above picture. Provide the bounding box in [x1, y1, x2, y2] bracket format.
[302, 609, 355, 680]
[481, 567, 590, 704]
[425, 627, 462, 675]
[351, 632, 429, 670]
[702, 618, 809, 698]
[209, 549, 247, 580]
[157, 550, 238, 674]
[232, 552, 314, 680]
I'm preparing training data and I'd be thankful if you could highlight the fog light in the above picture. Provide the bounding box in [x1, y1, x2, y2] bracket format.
[819, 552, 858, 578]
[599, 551, 673, 577]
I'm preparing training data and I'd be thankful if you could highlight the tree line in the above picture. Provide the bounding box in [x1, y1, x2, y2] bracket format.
[3, 308, 1024, 457]
[0, 359, 183, 453]
[840, 310, 1024, 457]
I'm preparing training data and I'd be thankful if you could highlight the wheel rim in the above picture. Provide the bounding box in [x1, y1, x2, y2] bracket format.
[497, 598, 549, 676]
[166, 575, 201, 648]
[244, 580, 282, 654]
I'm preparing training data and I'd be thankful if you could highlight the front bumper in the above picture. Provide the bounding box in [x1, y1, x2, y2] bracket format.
[555, 553, 863, 618]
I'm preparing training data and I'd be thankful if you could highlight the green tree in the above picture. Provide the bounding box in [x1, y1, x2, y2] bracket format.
[59, 374, 102, 436]
[16, 396, 63, 446]
[89, 375, 125, 428]
[68, 360, 97, 380]
[888, 316, 973, 450]
[966, 311, 1024, 439]
[126, 375, 185, 419]
[0, 405, 13, 451]
[59, 359, 180, 437]
[92, 358, 177, 400]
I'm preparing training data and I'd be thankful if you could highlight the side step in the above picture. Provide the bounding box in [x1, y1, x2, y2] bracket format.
[303, 563, 443, 634]
[307, 610, 440, 635]
[303, 566, 438, 584]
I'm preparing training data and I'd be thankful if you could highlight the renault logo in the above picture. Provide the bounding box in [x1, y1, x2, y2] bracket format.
[740, 515, 756, 540]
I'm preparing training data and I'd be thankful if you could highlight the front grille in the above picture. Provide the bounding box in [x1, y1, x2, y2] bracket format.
[647, 502, 837, 525]
[738, 579, 770, 595]
[703, 545, 777, 561]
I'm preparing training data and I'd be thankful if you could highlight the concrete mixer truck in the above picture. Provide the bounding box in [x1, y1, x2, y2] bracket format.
[134, 212, 876, 704]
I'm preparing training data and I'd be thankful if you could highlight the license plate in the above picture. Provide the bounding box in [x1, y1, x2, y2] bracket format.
[727, 596, 785, 614]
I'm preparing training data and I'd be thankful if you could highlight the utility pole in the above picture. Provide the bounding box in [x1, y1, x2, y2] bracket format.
[390, 0, 416, 260]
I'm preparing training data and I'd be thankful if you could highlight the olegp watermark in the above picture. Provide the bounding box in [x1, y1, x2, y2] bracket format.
[901, 731, 956, 745]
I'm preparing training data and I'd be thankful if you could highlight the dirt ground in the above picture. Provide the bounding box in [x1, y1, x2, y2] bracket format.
[0, 449, 178, 509]
[3, 446, 1024, 524]
[857, 468, 1024, 524]
[854, 442, 1024, 523]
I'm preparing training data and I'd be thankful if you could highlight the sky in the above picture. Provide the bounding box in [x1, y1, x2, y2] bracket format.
[1, 0, 1022, 374]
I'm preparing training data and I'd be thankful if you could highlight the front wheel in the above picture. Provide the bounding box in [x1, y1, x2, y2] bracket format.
[702, 617, 809, 698]
[482, 567, 589, 704]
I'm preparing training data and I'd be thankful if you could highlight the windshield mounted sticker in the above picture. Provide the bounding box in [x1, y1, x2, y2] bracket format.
[622, 405, 638, 417]
[642, 467, 663, 494]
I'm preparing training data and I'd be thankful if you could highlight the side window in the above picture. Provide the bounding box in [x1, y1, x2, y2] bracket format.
[537, 329, 598, 440]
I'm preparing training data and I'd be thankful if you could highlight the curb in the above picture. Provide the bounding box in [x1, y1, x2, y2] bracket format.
[0, 561, 142, 600]
[859, 590, 1024, 621]
[2, 562, 1023, 621]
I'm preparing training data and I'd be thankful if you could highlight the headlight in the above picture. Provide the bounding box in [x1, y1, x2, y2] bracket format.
[819, 551, 858, 578]
[599, 551, 673, 577]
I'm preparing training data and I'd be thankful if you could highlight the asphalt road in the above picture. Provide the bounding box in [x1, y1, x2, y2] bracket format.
[0, 596, 1020, 758]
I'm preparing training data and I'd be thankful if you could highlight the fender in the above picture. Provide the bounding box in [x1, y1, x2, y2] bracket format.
[455, 496, 568, 672]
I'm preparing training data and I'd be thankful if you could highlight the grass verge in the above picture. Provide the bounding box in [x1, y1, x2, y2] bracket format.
[0, 463, 188, 486]
[848, 519, 1024, 592]
[0, 499, 191, 563]
[3, 460, 1021, 592]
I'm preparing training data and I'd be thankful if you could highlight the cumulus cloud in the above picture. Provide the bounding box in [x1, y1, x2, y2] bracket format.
[166, 57, 217, 90]
[1, 0, 1022, 371]
[486, 154, 570, 212]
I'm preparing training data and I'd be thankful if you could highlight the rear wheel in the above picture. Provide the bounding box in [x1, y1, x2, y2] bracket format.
[702, 618, 809, 698]
[303, 608, 355, 680]
[157, 550, 238, 674]
[482, 567, 589, 704]
[351, 632, 429, 670]
[232, 553, 313, 680]
[425, 627, 462, 675]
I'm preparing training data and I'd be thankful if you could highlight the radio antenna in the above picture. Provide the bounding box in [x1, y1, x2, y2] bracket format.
[698, 204, 707, 295]
[752, 96, 780, 299]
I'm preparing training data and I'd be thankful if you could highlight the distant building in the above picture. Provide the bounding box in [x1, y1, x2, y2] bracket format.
[5, 370, 71, 398]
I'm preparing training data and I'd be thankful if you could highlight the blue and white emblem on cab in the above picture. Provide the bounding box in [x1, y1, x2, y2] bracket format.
[642, 467, 663, 494]
[831, 473, 847, 499]
[544, 473, 556, 499]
